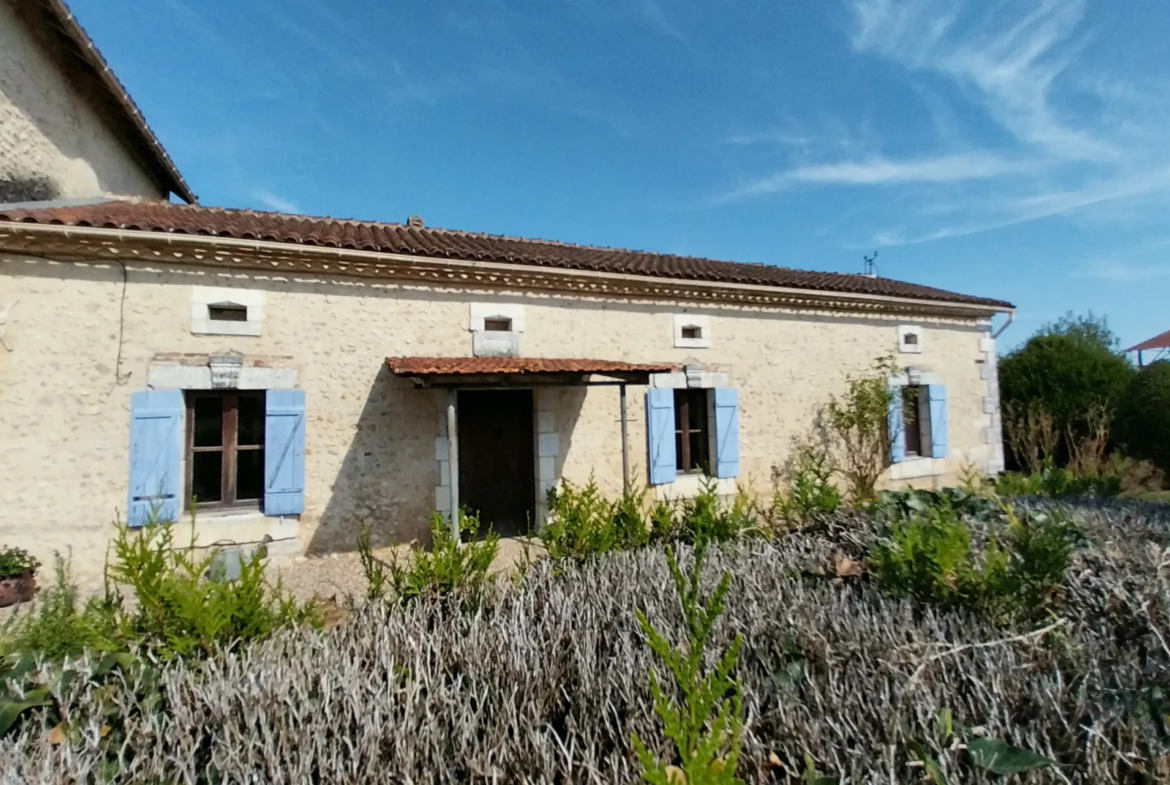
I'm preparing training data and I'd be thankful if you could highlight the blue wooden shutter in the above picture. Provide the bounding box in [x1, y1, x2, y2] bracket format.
[713, 388, 740, 479]
[928, 384, 948, 458]
[265, 390, 306, 515]
[128, 390, 184, 527]
[887, 384, 905, 464]
[646, 389, 677, 486]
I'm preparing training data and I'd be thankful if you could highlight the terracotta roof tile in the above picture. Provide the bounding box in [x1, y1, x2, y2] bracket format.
[385, 357, 677, 376]
[0, 200, 1014, 308]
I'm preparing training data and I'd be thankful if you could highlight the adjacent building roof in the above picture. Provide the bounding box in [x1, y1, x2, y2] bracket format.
[0, 199, 1014, 309]
[1125, 329, 1170, 353]
[16, 0, 195, 203]
[386, 357, 676, 377]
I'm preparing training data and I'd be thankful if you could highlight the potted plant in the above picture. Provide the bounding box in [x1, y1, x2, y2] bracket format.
[0, 547, 40, 607]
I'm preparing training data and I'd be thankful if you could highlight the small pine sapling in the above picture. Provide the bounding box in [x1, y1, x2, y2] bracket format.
[632, 537, 745, 784]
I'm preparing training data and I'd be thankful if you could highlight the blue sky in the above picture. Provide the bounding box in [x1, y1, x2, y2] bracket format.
[72, 0, 1170, 350]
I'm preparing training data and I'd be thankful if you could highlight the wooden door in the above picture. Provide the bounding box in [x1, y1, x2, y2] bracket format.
[458, 389, 535, 538]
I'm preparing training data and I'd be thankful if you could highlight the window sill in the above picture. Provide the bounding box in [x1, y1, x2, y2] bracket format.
[889, 457, 946, 480]
[653, 474, 736, 500]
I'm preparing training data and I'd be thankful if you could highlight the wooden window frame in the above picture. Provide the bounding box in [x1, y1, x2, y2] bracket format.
[483, 317, 512, 332]
[674, 388, 711, 474]
[185, 391, 265, 511]
[902, 385, 933, 458]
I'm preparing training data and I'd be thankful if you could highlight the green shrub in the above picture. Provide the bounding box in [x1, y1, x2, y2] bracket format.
[771, 441, 840, 525]
[993, 456, 1158, 499]
[677, 478, 755, 545]
[650, 499, 680, 544]
[384, 511, 498, 602]
[871, 487, 1002, 523]
[101, 518, 316, 659]
[0, 554, 116, 662]
[2, 518, 315, 664]
[1115, 360, 1170, 478]
[999, 312, 1135, 466]
[541, 477, 634, 561]
[632, 538, 745, 784]
[0, 546, 40, 580]
[869, 502, 1078, 621]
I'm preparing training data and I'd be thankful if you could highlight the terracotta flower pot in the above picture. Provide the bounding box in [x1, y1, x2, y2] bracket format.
[0, 572, 36, 608]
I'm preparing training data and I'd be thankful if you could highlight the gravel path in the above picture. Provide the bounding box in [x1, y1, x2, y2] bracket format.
[265, 537, 546, 604]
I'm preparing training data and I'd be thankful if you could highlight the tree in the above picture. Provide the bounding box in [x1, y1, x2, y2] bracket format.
[999, 312, 1135, 467]
[1114, 360, 1170, 477]
[826, 356, 896, 503]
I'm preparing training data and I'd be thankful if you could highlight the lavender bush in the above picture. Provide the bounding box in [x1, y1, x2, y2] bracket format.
[1, 502, 1168, 784]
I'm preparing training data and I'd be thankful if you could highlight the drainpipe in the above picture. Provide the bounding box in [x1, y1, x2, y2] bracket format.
[620, 384, 630, 495]
[991, 310, 1015, 340]
[447, 389, 460, 537]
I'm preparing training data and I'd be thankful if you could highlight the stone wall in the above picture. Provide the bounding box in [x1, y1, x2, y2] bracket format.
[0, 2, 165, 202]
[0, 254, 1003, 586]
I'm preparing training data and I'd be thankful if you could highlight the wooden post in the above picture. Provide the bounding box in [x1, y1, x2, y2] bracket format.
[620, 383, 630, 494]
[447, 388, 460, 537]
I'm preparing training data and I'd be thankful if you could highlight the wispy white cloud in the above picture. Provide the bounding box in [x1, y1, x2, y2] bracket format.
[1076, 258, 1170, 283]
[729, 152, 1022, 198]
[253, 190, 302, 214]
[722, 0, 1170, 246]
[639, 0, 694, 50]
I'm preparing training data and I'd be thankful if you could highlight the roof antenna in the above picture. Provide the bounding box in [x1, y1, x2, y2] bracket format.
[863, 251, 878, 278]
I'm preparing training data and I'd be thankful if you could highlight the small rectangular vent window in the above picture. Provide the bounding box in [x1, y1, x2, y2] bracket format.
[903, 333, 918, 346]
[208, 304, 248, 322]
[681, 326, 702, 340]
[484, 318, 512, 332]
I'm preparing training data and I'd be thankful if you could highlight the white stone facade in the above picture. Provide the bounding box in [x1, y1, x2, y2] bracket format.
[0, 253, 1005, 587]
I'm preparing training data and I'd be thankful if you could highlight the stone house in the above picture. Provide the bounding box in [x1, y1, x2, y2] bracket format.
[0, 0, 1013, 585]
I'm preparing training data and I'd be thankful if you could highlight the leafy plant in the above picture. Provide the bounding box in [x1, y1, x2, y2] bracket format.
[100, 517, 315, 659]
[825, 355, 897, 504]
[541, 477, 643, 561]
[1115, 360, 1170, 478]
[385, 510, 498, 602]
[678, 478, 754, 545]
[632, 538, 745, 784]
[904, 707, 1056, 783]
[771, 441, 840, 526]
[0, 547, 40, 581]
[999, 311, 1135, 467]
[0, 554, 116, 662]
[869, 500, 1079, 620]
[357, 522, 388, 602]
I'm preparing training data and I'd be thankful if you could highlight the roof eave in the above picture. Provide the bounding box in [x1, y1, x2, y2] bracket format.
[0, 220, 1015, 316]
[37, 0, 196, 203]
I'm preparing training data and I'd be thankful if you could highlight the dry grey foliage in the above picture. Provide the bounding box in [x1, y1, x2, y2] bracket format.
[2, 503, 1170, 784]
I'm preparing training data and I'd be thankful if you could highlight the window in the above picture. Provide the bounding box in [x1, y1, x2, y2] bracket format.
[674, 389, 710, 473]
[901, 385, 932, 458]
[898, 325, 924, 354]
[186, 392, 266, 509]
[208, 303, 248, 322]
[681, 325, 702, 340]
[484, 317, 512, 332]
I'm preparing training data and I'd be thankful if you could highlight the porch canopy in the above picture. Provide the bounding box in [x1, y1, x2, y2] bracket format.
[1124, 329, 1170, 366]
[385, 356, 676, 388]
[386, 357, 678, 526]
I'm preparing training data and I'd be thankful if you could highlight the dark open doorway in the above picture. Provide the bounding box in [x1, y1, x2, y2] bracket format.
[458, 389, 535, 538]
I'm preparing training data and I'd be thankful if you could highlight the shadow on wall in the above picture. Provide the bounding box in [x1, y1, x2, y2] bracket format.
[308, 364, 441, 555]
